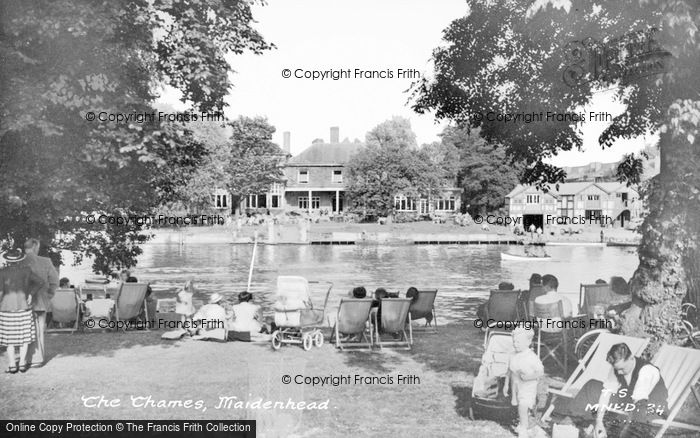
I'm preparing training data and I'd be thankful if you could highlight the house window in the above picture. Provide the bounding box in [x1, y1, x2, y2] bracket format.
[435, 197, 456, 211]
[298, 170, 309, 183]
[247, 195, 257, 208]
[332, 170, 343, 183]
[311, 197, 320, 209]
[526, 195, 540, 204]
[215, 194, 228, 208]
[394, 196, 416, 211]
[587, 195, 600, 201]
[271, 195, 279, 208]
[298, 197, 308, 209]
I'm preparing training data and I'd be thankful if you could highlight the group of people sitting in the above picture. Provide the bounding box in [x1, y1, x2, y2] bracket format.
[168, 280, 271, 342]
[343, 286, 426, 336]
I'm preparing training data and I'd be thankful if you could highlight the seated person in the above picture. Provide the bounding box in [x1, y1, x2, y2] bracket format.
[348, 286, 367, 299]
[59, 277, 72, 288]
[119, 269, 138, 283]
[190, 293, 228, 340]
[230, 291, 265, 334]
[595, 279, 608, 285]
[534, 274, 572, 317]
[504, 327, 544, 438]
[553, 343, 668, 438]
[406, 286, 433, 325]
[476, 281, 515, 321]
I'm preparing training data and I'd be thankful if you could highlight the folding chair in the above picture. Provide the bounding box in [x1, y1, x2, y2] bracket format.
[540, 333, 649, 422]
[648, 345, 700, 437]
[47, 289, 81, 333]
[372, 298, 412, 350]
[534, 300, 568, 373]
[579, 283, 614, 316]
[408, 289, 438, 333]
[330, 298, 373, 351]
[114, 282, 150, 332]
[485, 289, 522, 323]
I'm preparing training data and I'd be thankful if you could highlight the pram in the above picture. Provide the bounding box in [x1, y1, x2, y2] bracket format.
[271, 276, 333, 351]
[470, 330, 516, 421]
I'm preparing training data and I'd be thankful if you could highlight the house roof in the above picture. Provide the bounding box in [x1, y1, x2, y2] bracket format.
[288, 141, 365, 165]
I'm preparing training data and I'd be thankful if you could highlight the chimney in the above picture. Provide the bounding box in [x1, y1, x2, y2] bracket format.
[330, 126, 339, 144]
[283, 131, 291, 153]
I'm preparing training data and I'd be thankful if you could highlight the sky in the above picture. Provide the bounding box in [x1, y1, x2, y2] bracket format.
[158, 0, 652, 166]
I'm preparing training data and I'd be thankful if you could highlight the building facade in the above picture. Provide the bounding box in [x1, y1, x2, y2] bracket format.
[506, 181, 642, 230]
[218, 127, 461, 216]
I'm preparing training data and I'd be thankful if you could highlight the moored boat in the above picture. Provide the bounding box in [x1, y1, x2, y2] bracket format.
[500, 252, 551, 261]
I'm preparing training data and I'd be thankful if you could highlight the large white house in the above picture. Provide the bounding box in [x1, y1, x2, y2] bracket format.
[506, 181, 642, 230]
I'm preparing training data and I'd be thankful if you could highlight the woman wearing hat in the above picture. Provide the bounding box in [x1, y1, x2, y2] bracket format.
[0, 249, 46, 373]
[190, 292, 228, 340]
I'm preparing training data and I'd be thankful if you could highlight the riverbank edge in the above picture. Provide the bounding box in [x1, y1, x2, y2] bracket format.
[149, 227, 639, 246]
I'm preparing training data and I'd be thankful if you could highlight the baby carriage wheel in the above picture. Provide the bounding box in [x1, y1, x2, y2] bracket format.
[302, 333, 313, 351]
[271, 330, 283, 350]
[313, 330, 324, 347]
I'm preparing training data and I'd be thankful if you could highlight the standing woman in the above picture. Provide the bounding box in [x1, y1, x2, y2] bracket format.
[0, 249, 45, 373]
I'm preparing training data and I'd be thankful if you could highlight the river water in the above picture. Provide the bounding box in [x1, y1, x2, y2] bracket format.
[61, 243, 639, 324]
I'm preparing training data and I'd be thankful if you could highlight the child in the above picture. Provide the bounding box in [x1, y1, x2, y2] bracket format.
[504, 327, 544, 438]
[176, 279, 195, 326]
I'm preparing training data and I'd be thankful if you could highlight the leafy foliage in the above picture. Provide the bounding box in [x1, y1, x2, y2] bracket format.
[441, 126, 523, 216]
[412, 0, 700, 344]
[346, 118, 448, 218]
[0, 0, 273, 274]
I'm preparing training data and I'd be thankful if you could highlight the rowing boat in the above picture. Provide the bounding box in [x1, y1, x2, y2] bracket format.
[500, 252, 551, 261]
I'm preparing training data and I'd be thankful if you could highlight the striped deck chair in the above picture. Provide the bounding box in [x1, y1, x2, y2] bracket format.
[408, 289, 438, 333]
[540, 333, 649, 422]
[47, 289, 81, 333]
[114, 282, 149, 332]
[372, 298, 413, 350]
[330, 298, 373, 351]
[647, 345, 700, 437]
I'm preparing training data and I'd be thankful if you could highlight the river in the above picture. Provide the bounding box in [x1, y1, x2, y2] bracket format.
[60, 243, 639, 324]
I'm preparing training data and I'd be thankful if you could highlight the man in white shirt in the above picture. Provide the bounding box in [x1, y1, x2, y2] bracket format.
[534, 274, 573, 317]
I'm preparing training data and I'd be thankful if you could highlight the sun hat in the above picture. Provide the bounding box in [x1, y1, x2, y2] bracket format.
[2, 248, 25, 262]
[209, 293, 224, 304]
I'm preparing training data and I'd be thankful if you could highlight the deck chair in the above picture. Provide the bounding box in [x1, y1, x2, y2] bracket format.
[579, 283, 614, 316]
[408, 289, 438, 333]
[330, 298, 373, 351]
[79, 284, 108, 300]
[647, 345, 700, 437]
[114, 282, 150, 332]
[485, 289, 522, 328]
[540, 333, 649, 422]
[372, 298, 412, 350]
[534, 300, 568, 374]
[47, 289, 81, 333]
[527, 285, 546, 318]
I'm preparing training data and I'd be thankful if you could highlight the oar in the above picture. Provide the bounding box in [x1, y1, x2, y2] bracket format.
[246, 232, 258, 293]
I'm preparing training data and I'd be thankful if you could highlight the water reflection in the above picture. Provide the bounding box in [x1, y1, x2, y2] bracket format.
[61, 244, 639, 324]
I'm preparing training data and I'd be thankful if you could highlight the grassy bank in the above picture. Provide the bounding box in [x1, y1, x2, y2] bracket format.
[1, 325, 516, 437]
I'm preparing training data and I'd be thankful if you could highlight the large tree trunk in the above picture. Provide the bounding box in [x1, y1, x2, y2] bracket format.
[621, 131, 700, 353]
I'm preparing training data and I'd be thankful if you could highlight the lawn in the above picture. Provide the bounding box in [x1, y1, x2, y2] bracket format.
[1, 324, 516, 437]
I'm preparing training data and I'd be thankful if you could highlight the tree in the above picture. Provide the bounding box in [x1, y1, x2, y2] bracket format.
[441, 126, 523, 217]
[0, 0, 273, 274]
[346, 117, 446, 218]
[224, 116, 286, 212]
[412, 0, 700, 346]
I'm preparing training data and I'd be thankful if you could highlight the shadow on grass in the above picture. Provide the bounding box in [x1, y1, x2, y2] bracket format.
[45, 330, 181, 362]
[397, 324, 483, 373]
